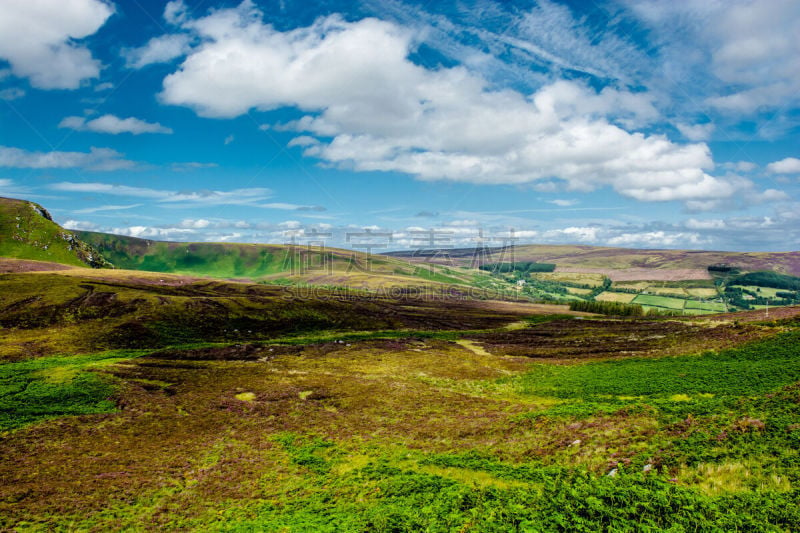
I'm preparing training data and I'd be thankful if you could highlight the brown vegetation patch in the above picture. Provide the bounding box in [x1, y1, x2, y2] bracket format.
[463, 318, 764, 360]
[0, 258, 72, 273]
[556, 267, 711, 282]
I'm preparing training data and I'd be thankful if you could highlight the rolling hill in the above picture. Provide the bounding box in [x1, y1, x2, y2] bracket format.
[0, 197, 502, 293]
[385, 244, 800, 277]
[74, 230, 483, 289]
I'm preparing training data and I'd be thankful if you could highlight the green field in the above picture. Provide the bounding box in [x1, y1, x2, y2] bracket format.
[731, 285, 783, 298]
[684, 300, 728, 312]
[632, 293, 686, 311]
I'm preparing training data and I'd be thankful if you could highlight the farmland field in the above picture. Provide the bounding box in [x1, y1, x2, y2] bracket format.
[686, 288, 720, 298]
[532, 272, 607, 287]
[565, 286, 592, 295]
[685, 300, 728, 312]
[731, 285, 784, 298]
[631, 294, 686, 310]
[595, 291, 637, 303]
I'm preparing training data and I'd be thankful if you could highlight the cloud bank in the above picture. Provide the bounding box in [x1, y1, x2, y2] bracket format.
[157, 2, 763, 208]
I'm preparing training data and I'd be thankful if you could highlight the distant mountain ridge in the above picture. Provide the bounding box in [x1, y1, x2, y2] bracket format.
[384, 244, 800, 277]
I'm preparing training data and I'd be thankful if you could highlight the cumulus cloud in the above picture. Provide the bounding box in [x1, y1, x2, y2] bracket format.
[676, 122, 714, 141]
[155, 5, 762, 208]
[59, 114, 173, 135]
[606, 230, 706, 248]
[164, 0, 189, 26]
[0, 145, 134, 171]
[287, 136, 319, 148]
[0, 0, 113, 89]
[722, 161, 757, 173]
[767, 157, 800, 174]
[110, 226, 197, 239]
[124, 34, 192, 69]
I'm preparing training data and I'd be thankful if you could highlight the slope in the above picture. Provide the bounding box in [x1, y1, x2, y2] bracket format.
[0, 197, 112, 268]
[75, 230, 493, 290]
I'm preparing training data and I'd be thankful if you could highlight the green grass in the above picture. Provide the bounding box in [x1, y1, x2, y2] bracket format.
[511, 331, 800, 401]
[632, 293, 686, 310]
[0, 197, 109, 267]
[684, 300, 727, 312]
[0, 350, 142, 431]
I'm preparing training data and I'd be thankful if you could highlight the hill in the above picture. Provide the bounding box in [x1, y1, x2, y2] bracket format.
[0, 197, 112, 268]
[74, 230, 495, 291]
[0, 197, 501, 292]
[385, 244, 800, 277]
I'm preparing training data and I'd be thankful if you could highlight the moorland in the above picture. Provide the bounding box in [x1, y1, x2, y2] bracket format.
[2, 196, 800, 531]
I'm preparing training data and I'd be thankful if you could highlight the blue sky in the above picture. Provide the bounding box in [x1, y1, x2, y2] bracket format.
[1, 0, 799, 251]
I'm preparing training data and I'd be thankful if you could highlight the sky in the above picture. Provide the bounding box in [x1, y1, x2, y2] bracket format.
[1, 0, 799, 252]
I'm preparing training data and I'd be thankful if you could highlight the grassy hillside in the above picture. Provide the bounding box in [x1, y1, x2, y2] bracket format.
[0, 197, 111, 268]
[76, 230, 496, 291]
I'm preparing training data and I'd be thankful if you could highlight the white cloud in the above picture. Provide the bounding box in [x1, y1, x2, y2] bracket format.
[224, 134, 235, 145]
[0, 145, 134, 171]
[262, 202, 325, 211]
[62, 220, 99, 231]
[722, 161, 757, 172]
[158, 5, 757, 208]
[59, 114, 173, 135]
[73, 203, 143, 214]
[685, 218, 726, 230]
[767, 157, 800, 174]
[124, 34, 192, 69]
[548, 199, 578, 207]
[51, 182, 273, 206]
[676, 122, 714, 141]
[0, 0, 113, 89]
[0, 178, 31, 197]
[179, 219, 210, 229]
[0, 88, 25, 101]
[111, 226, 197, 239]
[606, 230, 705, 248]
[164, 0, 189, 25]
[626, 0, 800, 116]
[287, 136, 319, 148]
[171, 161, 218, 171]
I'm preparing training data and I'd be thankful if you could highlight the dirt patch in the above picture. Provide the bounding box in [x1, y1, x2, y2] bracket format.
[0, 258, 73, 273]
